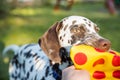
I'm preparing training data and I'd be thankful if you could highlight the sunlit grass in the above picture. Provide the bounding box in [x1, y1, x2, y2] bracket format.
[6, 17, 26, 27]
[11, 8, 36, 16]
[4, 32, 32, 45]
[11, 7, 54, 16]
[3, 57, 9, 64]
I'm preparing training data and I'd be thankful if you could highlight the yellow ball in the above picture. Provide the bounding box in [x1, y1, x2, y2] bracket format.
[70, 45, 120, 80]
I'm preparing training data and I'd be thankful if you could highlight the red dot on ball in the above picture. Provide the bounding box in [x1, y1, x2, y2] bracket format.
[93, 71, 106, 79]
[74, 52, 87, 65]
[93, 58, 105, 67]
[94, 48, 105, 52]
[112, 55, 120, 66]
[113, 70, 120, 79]
[109, 50, 116, 55]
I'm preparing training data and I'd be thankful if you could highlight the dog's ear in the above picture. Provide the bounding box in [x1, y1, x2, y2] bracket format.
[38, 22, 62, 64]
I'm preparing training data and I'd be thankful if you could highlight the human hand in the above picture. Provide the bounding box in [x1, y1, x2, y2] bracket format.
[62, 66, 90, 80]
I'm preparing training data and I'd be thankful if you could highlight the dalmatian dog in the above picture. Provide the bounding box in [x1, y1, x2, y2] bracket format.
[3, 16, 111, 80]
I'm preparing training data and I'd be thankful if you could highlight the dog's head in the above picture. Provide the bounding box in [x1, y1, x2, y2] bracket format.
[39, 16, 111, 64]
[58, 16, 111, 51]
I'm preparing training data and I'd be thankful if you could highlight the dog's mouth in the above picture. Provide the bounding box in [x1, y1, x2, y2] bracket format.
[73, 38, 111, 52]
[59, 38, 111, 69]
[86, 39, 111, 52]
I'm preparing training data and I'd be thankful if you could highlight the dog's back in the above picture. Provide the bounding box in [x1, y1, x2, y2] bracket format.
[3, 44, 56, 80]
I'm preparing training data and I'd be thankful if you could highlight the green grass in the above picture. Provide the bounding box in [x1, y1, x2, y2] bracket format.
[0, 2, 120, 80]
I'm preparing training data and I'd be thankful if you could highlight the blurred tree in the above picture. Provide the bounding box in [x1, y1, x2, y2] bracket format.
[10, 0, 18, 8]
[34, 0, 50, 7]
[0, 0, 14, 18]
[0, 0, 10, 17]
[114, 0, 120, 8]
[54, 0, 74, 10]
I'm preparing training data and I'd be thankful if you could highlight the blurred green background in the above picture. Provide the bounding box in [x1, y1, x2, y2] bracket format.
[0, 0, 120, 80]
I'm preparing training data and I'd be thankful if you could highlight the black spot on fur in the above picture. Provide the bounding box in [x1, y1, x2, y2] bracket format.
[33, 53, 37, 57]
[41, 77, 45, 80]
[83, 18, 87, 21]
[14, 54, 18, 59]
[11, 73, 17, 79]
[24, 50, 32, 58]
[18, 73, 20, 78]
[88, 23, 91, 27]
[34, 75, 37, 80]
[12, 54, 19, 68]
[60, 36, 62, 40]
[29, 60, 32, 63]
[63, 34, 66, 37]
[52, 63, 62, 80]
[19, 63, 22, 69]
[64, 24, 68, 31]
[21, 78, 26, 80]
[24, 44, 35, 49]
[30, 65, 34, 72]
[68, 40, 71, 43]
[20, 50, 23, 56]
[15, 70, 17, 74]
[23, 60, 26, 73]
[27, 72, 29, 78]
[71, 35, 76, 44]
[72, 20, 77, 24]
[45, 66, 49, 77]
[35, 56, 40, 60]
[39, 48, 42, 51]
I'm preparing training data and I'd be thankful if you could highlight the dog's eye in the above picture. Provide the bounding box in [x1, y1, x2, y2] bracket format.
[72, 28, 81, 33]
[70, 24, 86, 33]
[76, 29, 80, 32]
[70, 25, 78, 33]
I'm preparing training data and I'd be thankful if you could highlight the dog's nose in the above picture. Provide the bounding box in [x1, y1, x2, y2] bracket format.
[98, 39, 111, 51]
